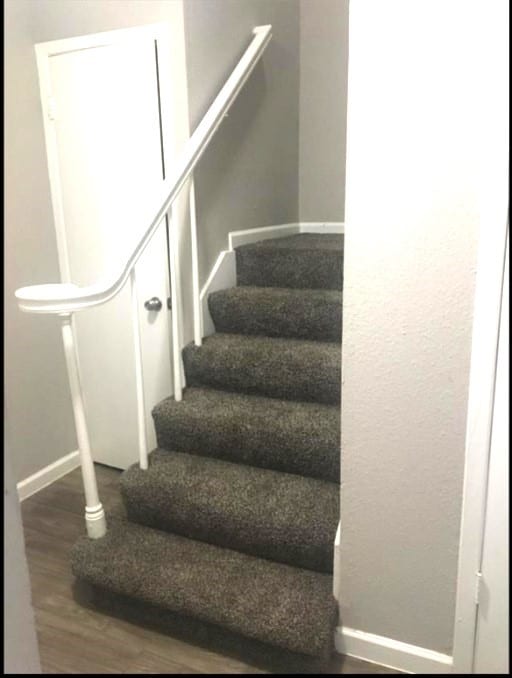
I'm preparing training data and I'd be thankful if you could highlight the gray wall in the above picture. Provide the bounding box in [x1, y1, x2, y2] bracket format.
[299, 0, 348, 222]
[4, 436, 42, 673]
[5, 0, 78, 483]
[183, 0, 300, 284]
[338, 0, 479, 654]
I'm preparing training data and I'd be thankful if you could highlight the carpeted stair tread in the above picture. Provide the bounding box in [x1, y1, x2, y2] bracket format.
[75, 581, 336, 673]
[120, 449, 339, 573]
[208, 286, 342, 342]
[183, 333, 341, 405]
[153, 387, 340, 482]
[236, 233, 344, 290]
[71, 517, 338, 658]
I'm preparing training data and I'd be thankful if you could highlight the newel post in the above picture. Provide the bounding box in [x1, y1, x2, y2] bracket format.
[60, 313, 106, 539]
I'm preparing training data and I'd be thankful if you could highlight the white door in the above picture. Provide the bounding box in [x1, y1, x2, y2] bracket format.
[36, 25, 178, 469]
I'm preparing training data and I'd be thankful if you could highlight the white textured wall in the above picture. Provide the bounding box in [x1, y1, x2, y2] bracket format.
[339, 0, 481, 654]
[299, 0, 348, 222]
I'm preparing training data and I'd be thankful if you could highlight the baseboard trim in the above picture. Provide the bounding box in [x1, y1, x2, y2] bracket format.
[299, 221, 344, 234]
[228, 222, 344, 250]
[202, 222, 344, 335]
[200, 250, 236, 336]
[335, 627, 453, 674]
[17, 450, 80, 501]
[228, 223, 300, 249]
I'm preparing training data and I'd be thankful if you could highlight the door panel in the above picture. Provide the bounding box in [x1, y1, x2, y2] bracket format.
[43, 29, 173, 469]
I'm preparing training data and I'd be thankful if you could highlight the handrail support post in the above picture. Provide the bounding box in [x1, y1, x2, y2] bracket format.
[130, 268, 149, 470]
[189, 178, 202, 346]
[60, 313, 106, 538]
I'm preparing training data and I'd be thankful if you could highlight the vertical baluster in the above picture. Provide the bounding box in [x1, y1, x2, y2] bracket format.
[130, 268, 149, 470]
[168, 207, 184, 401]
[189, 178, 202, 346]
[60, 313, 106, 538]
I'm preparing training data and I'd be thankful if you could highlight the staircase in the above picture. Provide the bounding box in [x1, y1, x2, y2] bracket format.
[71, 232, 343, 664]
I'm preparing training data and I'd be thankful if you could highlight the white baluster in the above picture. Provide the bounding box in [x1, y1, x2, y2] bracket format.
[60, 313, 106, 538]
[168, 208, 184, 401]
[189, 179, 202, 346]
[130, 268, 149, 470]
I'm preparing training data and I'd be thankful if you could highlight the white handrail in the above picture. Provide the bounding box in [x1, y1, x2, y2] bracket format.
[15, 25, 272, 315]
[14, 24, 272, 539]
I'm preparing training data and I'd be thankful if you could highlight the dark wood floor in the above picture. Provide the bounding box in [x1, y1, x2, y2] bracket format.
[21, 465, 399, 674]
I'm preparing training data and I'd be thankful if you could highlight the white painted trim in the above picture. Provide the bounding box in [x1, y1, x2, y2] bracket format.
[189, 179, 203, 345]
[333, 521, 341, 602]
[199, 251, 237, 336]
[228, 221, 345, 250]
[35, 43, 72, 283]
[17, 451, 80, 502]
[34, 23, 174, 57]
[335, 627, 453, 674]
[33, 23, 175, 289]
[451, 4, 509, 670]
[130, 269, 148, 470]
[228, 223, 300, 250]
[169, 207, 185, 400]
[299, 222, 344, 234]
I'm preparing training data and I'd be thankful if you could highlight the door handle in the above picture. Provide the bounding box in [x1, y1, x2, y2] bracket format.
[144, 297, 163, 312]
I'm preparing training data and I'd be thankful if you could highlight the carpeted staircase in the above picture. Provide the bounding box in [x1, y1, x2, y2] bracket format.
[71, 232, 343, 666]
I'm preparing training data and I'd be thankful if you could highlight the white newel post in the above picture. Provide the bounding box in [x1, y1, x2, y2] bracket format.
[60, 313, 107, 539]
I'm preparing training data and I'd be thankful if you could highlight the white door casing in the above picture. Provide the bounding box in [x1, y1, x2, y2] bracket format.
[452, 1, 509, 671]
[35, 23, 190, 469]
[473, 230, 509, 674]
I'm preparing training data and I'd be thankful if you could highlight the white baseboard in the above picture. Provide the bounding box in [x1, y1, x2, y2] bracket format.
[228, 223, 300, 249]
[335, 627, 453, 674]
[228, 221, 345, 250]
[17, 450, 80, 501]
[299, 221, 344, 234]
[200, 250, 236, 336]
[202, 222, 345, 336]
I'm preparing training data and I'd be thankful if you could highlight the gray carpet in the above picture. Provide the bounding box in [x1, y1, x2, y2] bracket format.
[183, 333, 341, 405]
[71, 233, 343, 661]
[71, 517, 338, 658]
[153, 387, 340, 482]
[121, 449, 339, 572]
[236, 233, 344, 290]
[208, 285, 342, 341]
[73, 580, 336, 674]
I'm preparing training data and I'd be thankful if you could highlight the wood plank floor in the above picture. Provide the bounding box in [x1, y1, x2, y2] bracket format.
[21, 465, 400, 674]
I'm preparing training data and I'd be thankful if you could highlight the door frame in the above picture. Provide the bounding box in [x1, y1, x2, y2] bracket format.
[451, 215, 508, 673]
[34, 21, 182, 285]
[34, 21, 192, 464]
[451, 1, 509, 664]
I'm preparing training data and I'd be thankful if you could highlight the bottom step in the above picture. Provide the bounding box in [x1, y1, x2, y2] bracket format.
[71, 519, 338, 659]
